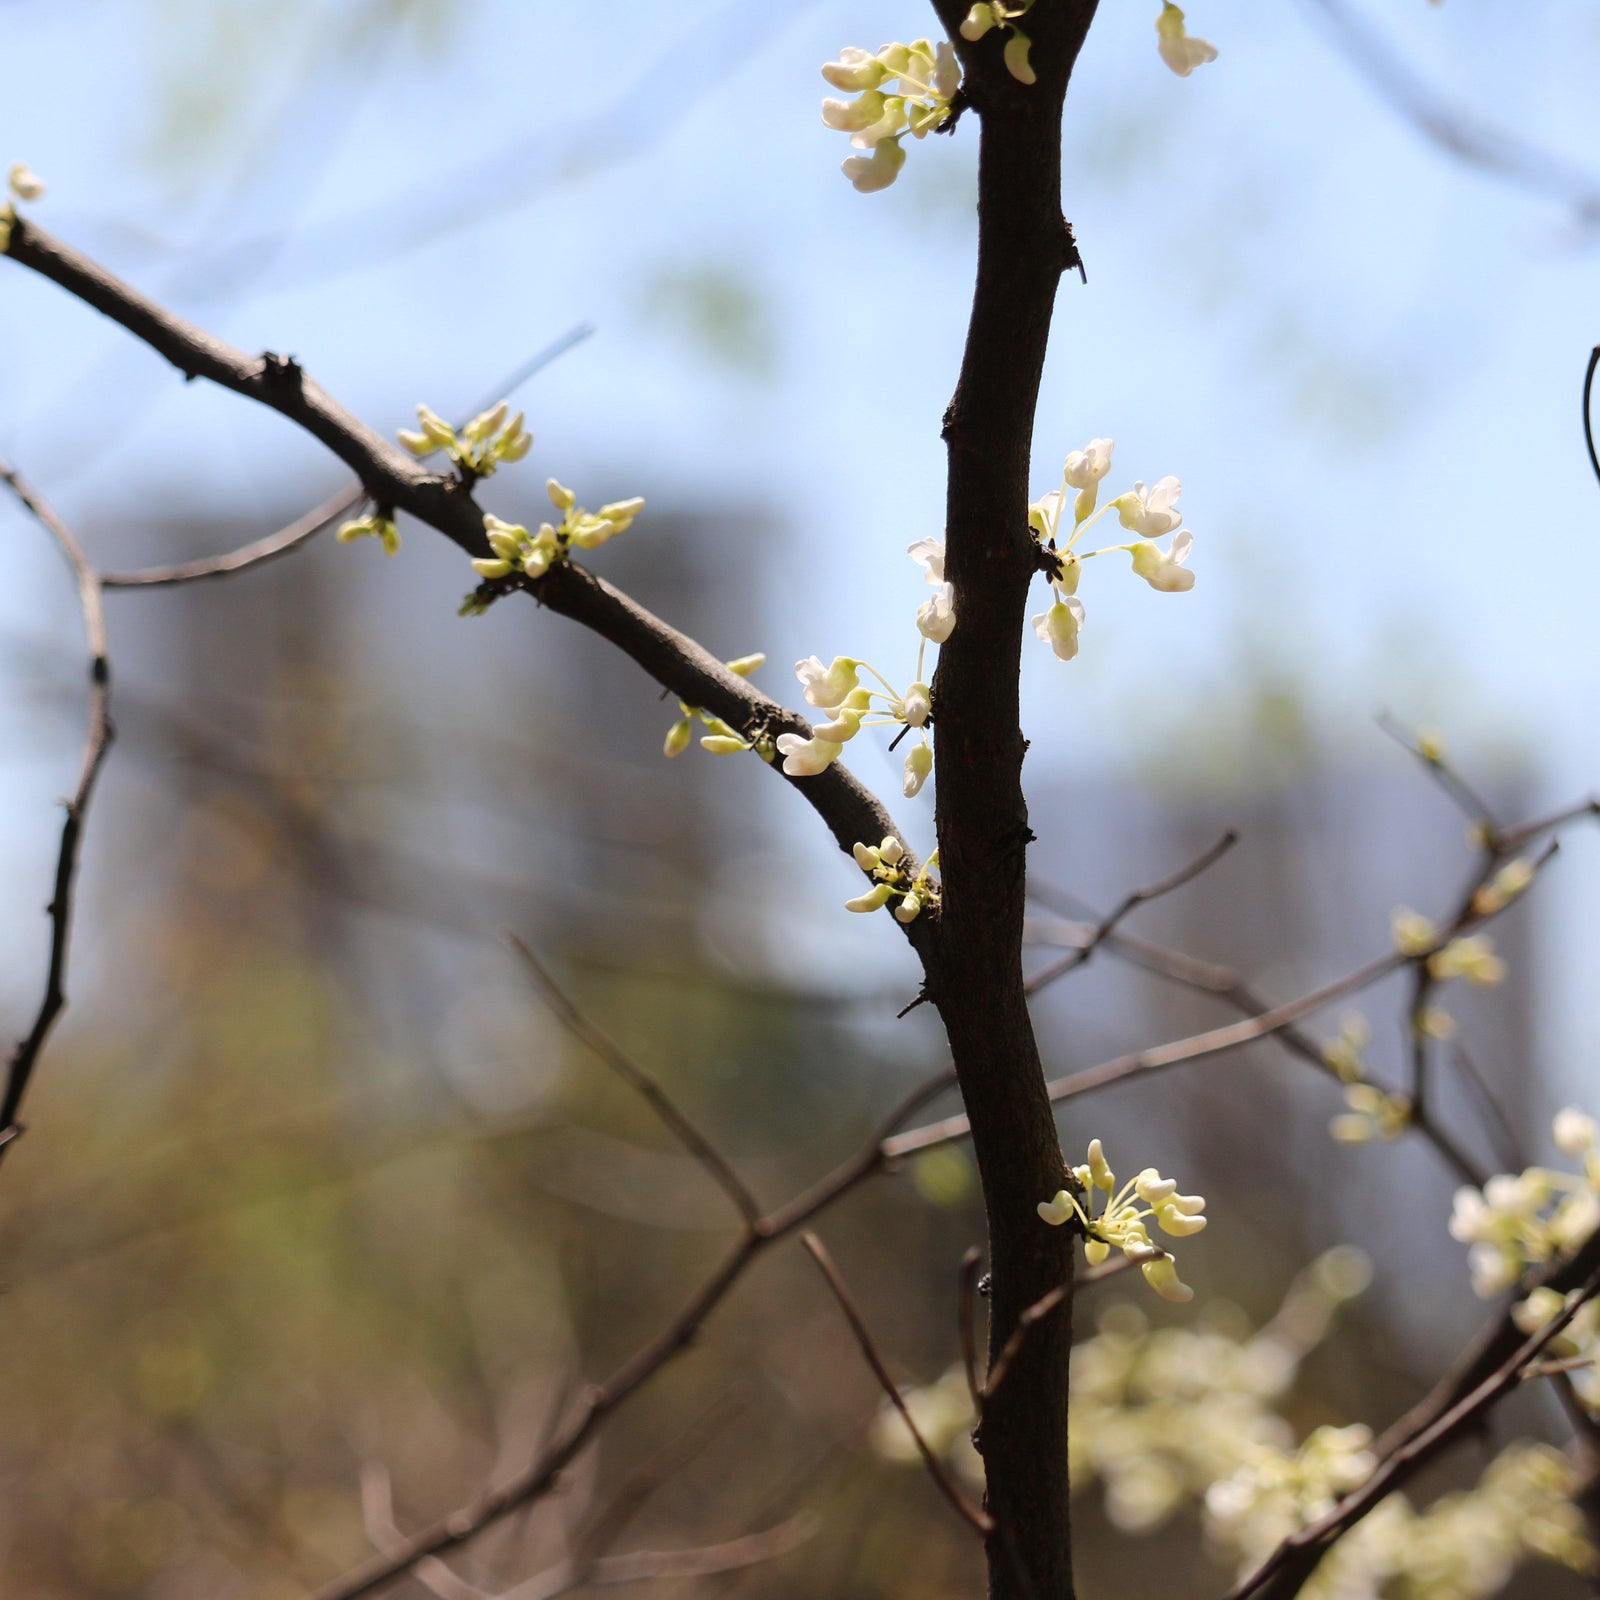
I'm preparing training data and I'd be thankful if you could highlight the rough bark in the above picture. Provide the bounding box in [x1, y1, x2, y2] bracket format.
[923, 5, 1101, 1595]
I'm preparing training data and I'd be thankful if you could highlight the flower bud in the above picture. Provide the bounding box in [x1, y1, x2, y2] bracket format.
[903, 741, 933, 797]
[844, 882, 895, 913]
[663, 718, 692, 757]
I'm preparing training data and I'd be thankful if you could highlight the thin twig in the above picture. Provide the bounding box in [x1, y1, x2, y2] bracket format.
[98, 324, 594, 590]
[506, 934, 761, 1226]
[1376, 713, 1499, 835]
[307, 1068, 956, 1600]
[360, 1462, 814, 1600]
[1304, 0, 1600, 230]
[0, 459, 115, 1153]
[1024, 830, 1237, 995]
[99, 483, 361, 589]
[958, 1247, 983, 1413]
[981, 1286, 1068, 1404]
[2, 218, 928, 914]
[800, 1232, 993, 1536]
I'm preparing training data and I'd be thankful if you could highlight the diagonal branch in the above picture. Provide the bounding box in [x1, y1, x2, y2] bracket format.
[0, 459, 115, 1151]
[1023, 829, 1237, 994]
[99, 324, 594, 590]
[1231, 1259, 1600, 1600]
[800, 1232, 992, 1536]
[506, 935, 761, 1226]
[1, 217, 926, 897]
[306, 1067, 956, 1600]
[359, 1461, 815, 1600]
[1304, 0, 1600, 229]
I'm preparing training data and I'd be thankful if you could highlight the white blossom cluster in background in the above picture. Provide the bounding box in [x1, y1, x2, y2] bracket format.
[1451, 1107, 1600, 1417]
[872, 1249, 1594, 1597]
[821, 5, 1214, 192]
[1449, 1108, 1600, 1298]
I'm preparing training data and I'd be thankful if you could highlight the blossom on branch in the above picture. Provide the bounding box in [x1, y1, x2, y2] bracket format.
[1039, 1138, 1207, 1301]
[821, 37, 961, 191]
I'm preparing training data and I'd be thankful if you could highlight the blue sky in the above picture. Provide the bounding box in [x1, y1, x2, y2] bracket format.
[3, 0, 1598, 1081]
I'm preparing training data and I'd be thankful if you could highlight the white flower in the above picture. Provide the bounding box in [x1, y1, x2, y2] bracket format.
[1129, 530, 1196, 592]
[917, 584, 956, 642]
[821, 46, 889, 92]
[1555, 1109, 1598, 1158]
[7, 162, 45, 201]
[903, 741, 933, 797]
[1063, 438, 1114, 489]
[794, 655, 861, 710]
[845, 882, 895, 913]
[1114, 476, 1185, 537]
[776, 732, 844, 777]
[1032, 597, 1085, 661]
[901, 682, 932, 728]
[908, 536, 946, 586]
[1156, 4, 1217, 77]
[842, 137, 907, 192]
[1003, 33, 1035, 85]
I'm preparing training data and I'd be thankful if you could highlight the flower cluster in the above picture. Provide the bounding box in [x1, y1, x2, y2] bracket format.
[662, 654, 772, 760]
[959, 2, 1039, 85]
[1206, 1423, 1376, 1567]
[775, 650, 933, 797]
[1026, 439, 1197, 663]
[846, 835, 940, 923]
[820, 38, 961, 192]
[1038, 1138, 1207, 1302]
[335, 510, 400, 556]
[469, 479, 646, 586]
[397, 399, 531, 480]
[1449, 1108, 1600, 1297]
[1156, 4, 1218, 78]
[1330, 1083, 1412, 1145]
[1213, 1438, 1590, 1598]
[1390, 906, 1508, 984]
[0, 161, 45, 253]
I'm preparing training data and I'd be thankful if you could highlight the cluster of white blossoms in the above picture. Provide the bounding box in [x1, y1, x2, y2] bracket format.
[1027, 439, 1197, 663]
[0, 160, 45, 253]
[397, 399, 531, 480]
[820, 38, 961, 192]
[467, 478, 645, 588]
[1216, 1438, 1591, 1599]
[822, 3, 1212, 193]
[846, 835, 940, 923]
[871, 1251, 1592, 1593]
[662, 654, 773, 761]
[1038, 1138, 1207, 1302]
[776, 612, 935, 799]
[1206, 1422, 1377, 1570]
[1390, 901, 1515, 985]
[1451, 1108, 1600, 1297]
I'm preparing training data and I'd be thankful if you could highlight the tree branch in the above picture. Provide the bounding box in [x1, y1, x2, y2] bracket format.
[801, 1232, 993, 1536]
[1232, 1259, 1600, 1600]
[1, 217, 928, 901]
[0, 459, 115, 1152]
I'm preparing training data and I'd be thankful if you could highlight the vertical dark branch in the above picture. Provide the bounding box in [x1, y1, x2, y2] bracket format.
[0, 461, 115, 1152]
[923, 5, 1101, 1595]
